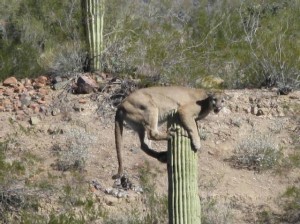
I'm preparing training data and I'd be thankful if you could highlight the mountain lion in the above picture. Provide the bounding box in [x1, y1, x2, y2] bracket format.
[113, 86, 224, 178]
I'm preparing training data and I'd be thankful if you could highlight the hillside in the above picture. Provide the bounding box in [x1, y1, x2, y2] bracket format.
[0, 76, 299, 223]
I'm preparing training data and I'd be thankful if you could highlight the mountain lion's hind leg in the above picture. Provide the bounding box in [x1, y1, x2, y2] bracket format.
[145, 107, 169, 141]
[137, 126, 168, 163]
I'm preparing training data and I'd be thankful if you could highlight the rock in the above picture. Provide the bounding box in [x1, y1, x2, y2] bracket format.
[95, 75, 105, 84]
[113, 179, 121, 189]
[105, 188, 113, 194]
[120, 175, 133, 190]
[52, 76, 63, 84]
[221, 107, 231, 114]
[36, 76, 48, 85]
[3, 99, 13, 112]
[37, 99, 46, 105]
[251, 106, 258, 115]
[0, 106, 4, 112]
[38, 88, 49, 96]
[13, 100, 21, 111]
[289, 94, 299, 100]
[208, 150, 215, 156]
[20, 78, 32, 87]
[3, 77, 18, 86]
[117, 190, 127, 198]
[77, 75, 99, 88]
[132, 186, 143, 194]
[278, 86, 293, 95]
[19, 94, 32, 107]
[277, 107, 285, 117]
[91, 180, 103, 191]
[73, 103, 84, 112]
[51, 108, 60, 116]
[47, 126, 63, 135]
[14, 83, 25, 93]
[53, 80, 69, 90]
[29, 103, 39, 112]
[30, 116, 40, 125]
[105, 187, 128, 199]
[256, 109, 264, 116]
[3, 88, 14, 97]
[75, 75, 99, 94]
[34, 76, 48, 88]
[78, 98, 87, 104]
[16, 111, 25, 120]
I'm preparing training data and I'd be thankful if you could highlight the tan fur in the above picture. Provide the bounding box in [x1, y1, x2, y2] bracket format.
[113, 86, 224, 178]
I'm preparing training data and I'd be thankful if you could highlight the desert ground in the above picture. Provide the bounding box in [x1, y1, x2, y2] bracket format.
[0, 77, 299, 223]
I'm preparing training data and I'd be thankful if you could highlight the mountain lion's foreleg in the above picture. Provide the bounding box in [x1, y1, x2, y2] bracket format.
[178, 105, 201, 151]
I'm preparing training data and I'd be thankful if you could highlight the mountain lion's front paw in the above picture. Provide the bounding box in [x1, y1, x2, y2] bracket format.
[192, 141, 201, 152]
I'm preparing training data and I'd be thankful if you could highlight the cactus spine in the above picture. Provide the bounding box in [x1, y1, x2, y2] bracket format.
[167, 112, 201, 224]
[84, 0, 105, 71]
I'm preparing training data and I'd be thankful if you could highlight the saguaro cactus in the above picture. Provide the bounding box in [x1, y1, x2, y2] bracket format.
[84, 0, 105, 71]
[167, 112, 201, 224]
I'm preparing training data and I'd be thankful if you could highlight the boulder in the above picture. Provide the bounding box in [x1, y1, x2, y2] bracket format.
[75, 75, 99, 94]
[3, 77, 18, 86]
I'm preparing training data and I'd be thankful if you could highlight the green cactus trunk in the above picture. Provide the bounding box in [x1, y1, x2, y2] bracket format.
[167, 112, 201, 224]
[84, 0, 105, 71]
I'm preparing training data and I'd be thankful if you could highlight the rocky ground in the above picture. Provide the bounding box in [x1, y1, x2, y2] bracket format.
[0, 74, 299, 223]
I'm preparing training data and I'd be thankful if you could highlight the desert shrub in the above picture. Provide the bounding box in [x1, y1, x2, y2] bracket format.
[138, 161, 168, 224]
[38, 42, 86, 78]
[102, 0, 299, 88]
[52, 128, 96, 172]
[0, 188, 41, 223]
[232, 0, 300, 89]
[0, 40, 44, 80]
[0, 139, 41, 223]
[276, 186, 300, 223]
[101, 38, 137, 75]
[256, 186, 300, 223]
[201, 197, 232, 224]
[229, 132, 282, 171]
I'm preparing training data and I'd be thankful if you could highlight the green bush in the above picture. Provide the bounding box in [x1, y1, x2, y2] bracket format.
[0, 0, 84, 80]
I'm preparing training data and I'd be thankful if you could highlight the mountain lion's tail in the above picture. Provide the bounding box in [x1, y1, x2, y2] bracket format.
[113, 107, 124, 179]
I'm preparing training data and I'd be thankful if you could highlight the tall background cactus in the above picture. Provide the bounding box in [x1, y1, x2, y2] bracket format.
[167, 112, 201, 224]
[84, 0, 105, 71]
